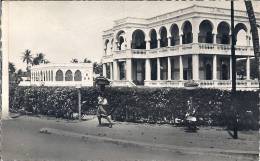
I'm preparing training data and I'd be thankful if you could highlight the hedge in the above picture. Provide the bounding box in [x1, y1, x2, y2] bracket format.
[9, 86, 259, 130]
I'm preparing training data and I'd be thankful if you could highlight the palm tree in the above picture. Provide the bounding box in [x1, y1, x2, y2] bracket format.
[71, 58, 79, 63]
[21, 49, 32, 71]
[244, 0, 260, 85]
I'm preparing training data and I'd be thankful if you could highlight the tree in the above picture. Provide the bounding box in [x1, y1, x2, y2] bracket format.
[83, 58, 92, 63]
[33, 53, 46, 65]
[93, 62, 102, 74]
[9, 62, 16, 74]
[71, 58, 79, 63]
[21, 49, 33, 72]
[244, 0, 260, 86]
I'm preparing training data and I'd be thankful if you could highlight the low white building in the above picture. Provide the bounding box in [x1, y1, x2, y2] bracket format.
[29, 63, 93, 87]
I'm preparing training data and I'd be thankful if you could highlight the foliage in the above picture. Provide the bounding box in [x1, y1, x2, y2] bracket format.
[9, 86, 258, 129]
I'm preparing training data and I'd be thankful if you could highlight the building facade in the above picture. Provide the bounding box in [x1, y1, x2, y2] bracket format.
[101, 5, 260, 90]
[27, 63, 93, 87]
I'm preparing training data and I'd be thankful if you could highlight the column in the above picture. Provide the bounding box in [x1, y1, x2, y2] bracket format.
[192, 18, 199, 44]
[157, 58, 161, 80]
[126, 59, 132, 81]
[213, 55, 217, 80]
[110, 62, 113, 79]
[146, 41, 150, 50]
[157, 39, 161, 48]
[179, 56, 183, 80]
[179, 35, 183, 45]
[31, 72, 33, 82]
[212, 33, 216, 44]
[229, 56, 232, 80]
[145, 59, 151, 81]
[246, 57, 250, 80]
[113, 61, 118, 80]
[53, 70, 56, 82]
[2, 3, 9, 119]
[168, 37, 171, 47]
[193, 31, 199, 44]
[192, 54, 199, 80]
[102, 63, 107, 78]
[168, 57, 171, 80]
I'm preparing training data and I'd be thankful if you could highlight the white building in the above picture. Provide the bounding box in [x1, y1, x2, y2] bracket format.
[101, 5, 260, 90]
[28, 63, 93, 87]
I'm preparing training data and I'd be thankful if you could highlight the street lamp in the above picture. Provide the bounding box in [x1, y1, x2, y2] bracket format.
[76, 84, 82, 121]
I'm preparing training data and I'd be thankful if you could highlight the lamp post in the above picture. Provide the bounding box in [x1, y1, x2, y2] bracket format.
[231, 0, 238, 139]
[76, 84, 82, 121]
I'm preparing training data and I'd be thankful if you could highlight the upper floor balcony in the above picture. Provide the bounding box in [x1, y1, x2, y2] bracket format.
[102, 43, 254, 62]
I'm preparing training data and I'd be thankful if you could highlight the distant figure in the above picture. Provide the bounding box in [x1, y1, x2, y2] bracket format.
[97, 93, 112, 128]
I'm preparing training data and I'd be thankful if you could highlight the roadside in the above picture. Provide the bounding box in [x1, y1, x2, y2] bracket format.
[2, 114, 259, 161]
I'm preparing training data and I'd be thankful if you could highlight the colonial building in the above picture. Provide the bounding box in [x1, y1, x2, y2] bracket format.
[101, 5, 260, 90]
[25, 63, 93, 86]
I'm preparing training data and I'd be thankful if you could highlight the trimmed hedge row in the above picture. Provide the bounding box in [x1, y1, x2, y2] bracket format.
[10, 86, 259, 129]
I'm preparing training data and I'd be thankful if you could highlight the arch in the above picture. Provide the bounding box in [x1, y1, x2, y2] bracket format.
[65, 70, 73, 81]
[116, 30, 126, 50]
[74, 70, 82, 81]
[234, 23, 247, 46]
[55, 70, 63, 81]
[217, 21, 230, 44]
[182, 21, 193, 44]
[111, 38, 114, 50]
[205, 63, 212, 80]
[159, 26, 168, 47]
[149, 29, 157, 49]
[131, 29, 146, 49]
[104, 39, 109, 55]
[170, 24, 179, 46]
[199, 20, 213, 43]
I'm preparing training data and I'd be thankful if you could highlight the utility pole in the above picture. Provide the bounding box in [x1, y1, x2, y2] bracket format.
[231, 0, 238, 139]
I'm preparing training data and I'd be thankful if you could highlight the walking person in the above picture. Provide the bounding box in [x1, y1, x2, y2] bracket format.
[97, 93, 112, 128]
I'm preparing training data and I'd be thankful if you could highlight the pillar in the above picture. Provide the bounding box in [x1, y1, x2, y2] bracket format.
[212, 33, 216, 44]
[2, 2, 9, 119]
[157, 58, 161, 80]
[179, 56, 183, 80]
[192, 54, 199, 80]
[168, 57, 171, 80]
[103, 63, 107, 78]
[126, 59, 132, 81]
[246, 57, 250, 80]
[213, 55, 217, 80]
[113, 61, 118, 80]
[168, 37, 171, 47]
[145, 59, 151, 81]
[157, 39, 161, 48]
[192, 18, 200, 44]
[146, 41, 150, 50]
[53, 70, 56, 82]
[230, 56, 232, 80]
[110, 62, 113, 79]
[179, 35, 183, 45]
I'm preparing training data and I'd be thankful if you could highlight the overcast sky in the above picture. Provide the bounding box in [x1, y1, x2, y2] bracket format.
[3, 1, 258, 70]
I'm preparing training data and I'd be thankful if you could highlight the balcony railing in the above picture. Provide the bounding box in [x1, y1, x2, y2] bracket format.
[103, 43, 253, 60]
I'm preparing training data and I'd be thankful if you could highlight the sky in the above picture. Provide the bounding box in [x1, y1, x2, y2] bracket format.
[3, 1, 259, 71]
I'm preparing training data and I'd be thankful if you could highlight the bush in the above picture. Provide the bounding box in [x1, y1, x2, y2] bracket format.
[9, 86, 259, 129]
